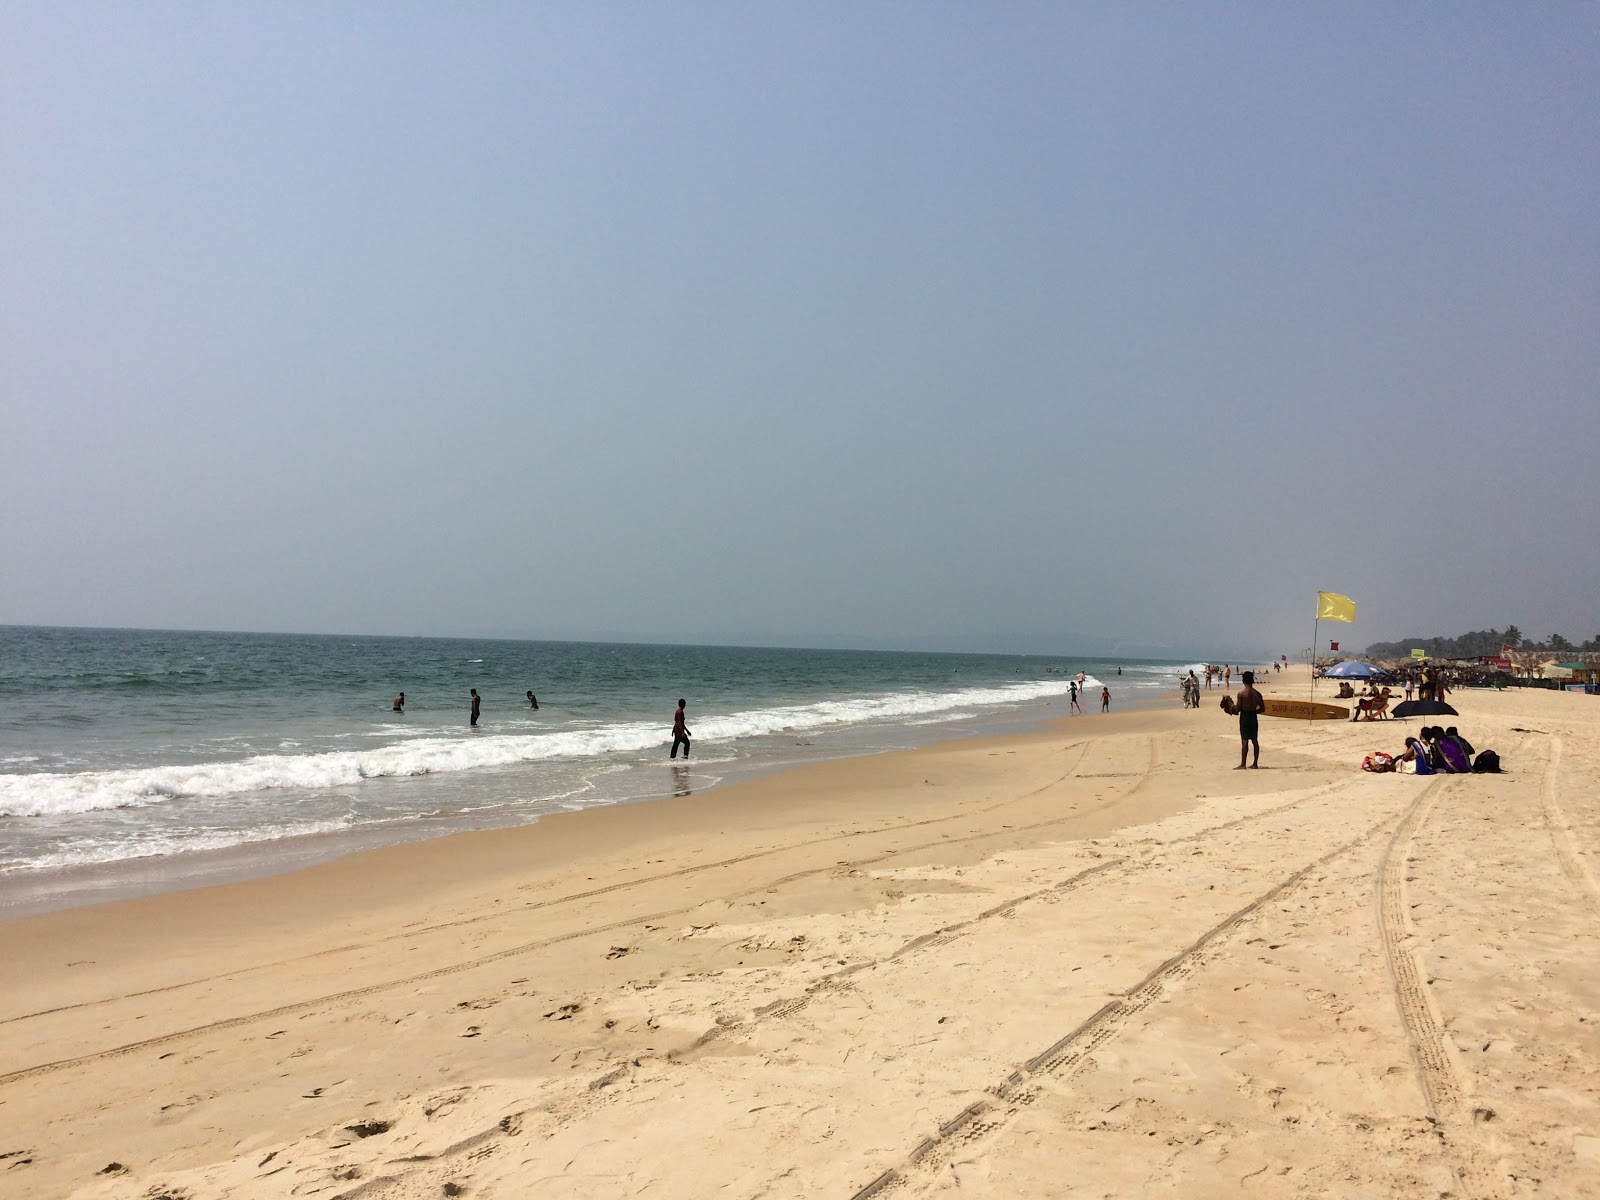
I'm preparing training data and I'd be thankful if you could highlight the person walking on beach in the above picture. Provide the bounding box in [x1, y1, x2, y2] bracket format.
[1100, 686, 1110, 712]
[1225, 670, 1265, 769]
[670, 699, 691, 758]
[392, 691, 405, 713]
[470, 688, 481, 727]
[526, 690, 539, 709]
[1068, 680, 1082, 714]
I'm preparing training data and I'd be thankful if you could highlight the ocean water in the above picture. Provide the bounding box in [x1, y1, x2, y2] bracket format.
[0, 627, 1193, 907]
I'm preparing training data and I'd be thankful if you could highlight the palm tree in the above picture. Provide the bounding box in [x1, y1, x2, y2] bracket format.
[1502, 625, 1522, 649]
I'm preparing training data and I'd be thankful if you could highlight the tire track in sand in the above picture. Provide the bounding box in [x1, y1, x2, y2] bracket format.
[0, 739, 1103, 1030]
[693, 775, 1353, 1051]
[162, 747, 1373, 1200]
[1539, 736, 1600, 915]
[1376, 773, 1507, 1199]
[4, 738, 1161, 1085]
[221, 753, 1372, 1198]
[686, 859, 1126, 1050]
[847, 797, 1414, 1198]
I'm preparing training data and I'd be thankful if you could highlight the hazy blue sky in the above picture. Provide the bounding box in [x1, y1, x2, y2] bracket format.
[4, 5, 1597, 657]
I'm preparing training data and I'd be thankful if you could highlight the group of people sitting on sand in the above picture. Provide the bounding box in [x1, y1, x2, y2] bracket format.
[1362, 726, 1501, 774]
[1334, 681, 1394, 720]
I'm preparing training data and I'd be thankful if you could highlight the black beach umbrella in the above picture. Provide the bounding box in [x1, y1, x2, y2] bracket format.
[1390, 699, 1458, 720]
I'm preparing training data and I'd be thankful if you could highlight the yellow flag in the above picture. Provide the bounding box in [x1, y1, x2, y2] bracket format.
[1317, 592, 1356, 623]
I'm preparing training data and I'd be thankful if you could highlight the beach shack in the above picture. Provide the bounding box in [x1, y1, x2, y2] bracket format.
[1552, 661, 1599, 691]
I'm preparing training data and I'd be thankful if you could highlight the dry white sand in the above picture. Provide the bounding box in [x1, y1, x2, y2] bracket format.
[3, 669, 1597, 1199]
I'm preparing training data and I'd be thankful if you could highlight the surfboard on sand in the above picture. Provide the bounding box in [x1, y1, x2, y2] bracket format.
[1262, 698, 1348, 721]
[1221, 696, 1349, 720]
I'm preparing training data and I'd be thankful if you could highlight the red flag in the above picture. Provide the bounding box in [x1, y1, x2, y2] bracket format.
[1330, 641, 1339, 651]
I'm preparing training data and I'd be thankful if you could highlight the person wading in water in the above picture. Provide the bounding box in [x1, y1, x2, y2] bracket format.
[670, 698, 692, 759]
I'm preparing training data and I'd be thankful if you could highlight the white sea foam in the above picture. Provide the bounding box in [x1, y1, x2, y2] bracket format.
[2, 816, 356, 872]
[1, 679, 1073, 819]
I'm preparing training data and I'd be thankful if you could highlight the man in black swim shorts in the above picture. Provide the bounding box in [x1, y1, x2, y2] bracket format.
[1234, 670, 1264, 769]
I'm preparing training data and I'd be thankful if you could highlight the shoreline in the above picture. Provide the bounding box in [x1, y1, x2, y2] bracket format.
[0, 685, 1173, 921]
[7, 666, 1590, 1198]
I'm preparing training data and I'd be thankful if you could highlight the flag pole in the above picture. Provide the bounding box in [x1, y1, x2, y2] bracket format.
[1311, 612, 1319, 705]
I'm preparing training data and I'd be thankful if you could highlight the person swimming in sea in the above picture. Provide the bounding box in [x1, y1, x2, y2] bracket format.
[392, 692, 404, 713]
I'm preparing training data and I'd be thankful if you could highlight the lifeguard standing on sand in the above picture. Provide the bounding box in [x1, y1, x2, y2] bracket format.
[1221, 670, 1265, 769]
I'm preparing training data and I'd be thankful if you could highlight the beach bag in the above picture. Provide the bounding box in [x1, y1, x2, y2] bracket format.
[1362, 752, 1395, 773]
[1472, 750, 1502, 773]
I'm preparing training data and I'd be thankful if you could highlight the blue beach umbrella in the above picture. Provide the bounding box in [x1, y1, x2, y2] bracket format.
[1322, 659, 1392, 679]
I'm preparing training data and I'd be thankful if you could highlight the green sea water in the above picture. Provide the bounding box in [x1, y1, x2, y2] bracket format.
[0, 626, 1197, 909]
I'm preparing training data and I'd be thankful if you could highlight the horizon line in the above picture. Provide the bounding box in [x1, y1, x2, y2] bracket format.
[0, 621, 1277, 663]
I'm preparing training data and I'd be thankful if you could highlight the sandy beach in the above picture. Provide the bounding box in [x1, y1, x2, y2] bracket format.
[3, 669, 1597, 1199]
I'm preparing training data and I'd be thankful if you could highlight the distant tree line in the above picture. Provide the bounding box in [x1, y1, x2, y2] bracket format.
[1365, 625, 1600, 658]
